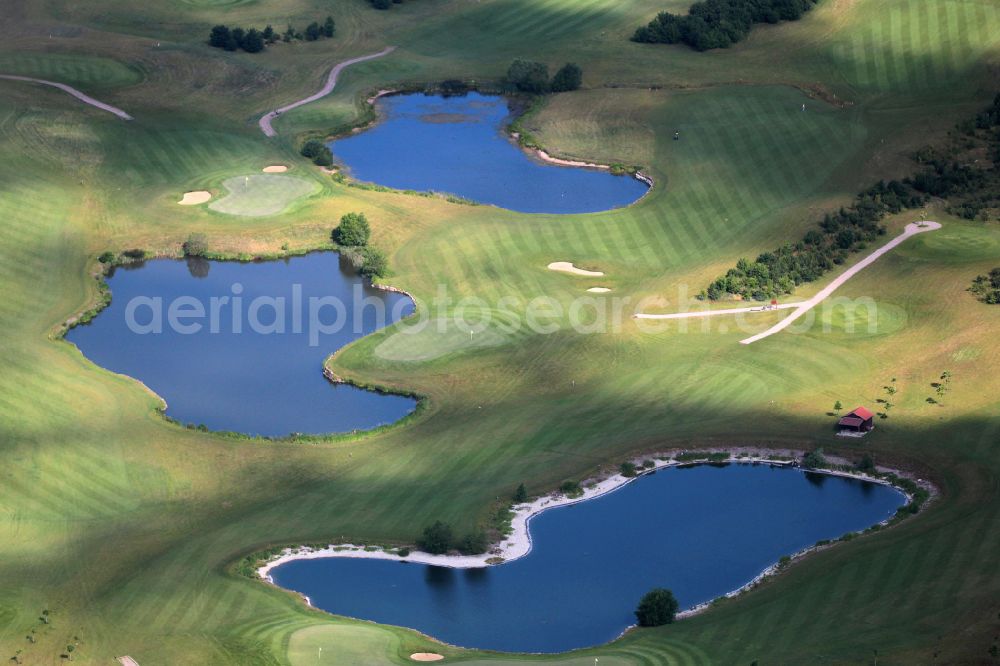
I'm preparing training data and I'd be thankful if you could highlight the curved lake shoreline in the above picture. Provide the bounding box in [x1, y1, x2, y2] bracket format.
[65, 252, 417, 437]
[259, 453, 927, 652]
[329, 92, 650, 214]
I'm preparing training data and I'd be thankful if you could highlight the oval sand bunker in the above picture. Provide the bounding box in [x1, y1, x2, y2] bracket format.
[262, 165, 288, 173]
[587, 287, 612, 293]
[410, 654, 444, 662]
[547, 261, 604, 277]
[178, 191, 212, 205]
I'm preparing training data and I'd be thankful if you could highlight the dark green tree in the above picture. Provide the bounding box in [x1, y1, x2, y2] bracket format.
[262, 25, 275, 42]
[230, 27, 246, 49]
[360, 246, 388, 278]
[300, 140, 333, 166]
[242, 28, 265, 53]
[507, 59, 549, 93]
[323, 16, 336, 37]
[372, 0, 393, 9]
[416, 521, 453, 554]
[513, 483, 528, 503]
[802, 448, 827, 469]
[305, 22, 322, 41]
[182, 233, 208, 257]
[457, 531, 489, 555]
[209, 25, 231, 48]
[334, 212, 371, 247]
[550, 63, 582, 92]
[635, 588, 679, 626]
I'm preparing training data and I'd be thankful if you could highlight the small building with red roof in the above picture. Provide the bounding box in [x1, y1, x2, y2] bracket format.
[837, 406, 875, 434]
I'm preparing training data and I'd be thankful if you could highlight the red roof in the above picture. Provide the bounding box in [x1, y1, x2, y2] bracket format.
[847, 406, 874, 420]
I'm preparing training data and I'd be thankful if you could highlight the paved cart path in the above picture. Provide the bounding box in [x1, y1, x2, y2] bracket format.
[258, 47, 395, 137]
[0, 74, 132, 119]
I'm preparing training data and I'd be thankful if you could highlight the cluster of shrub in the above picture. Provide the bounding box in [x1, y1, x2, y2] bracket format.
[208, 17, 334, 53]
[633, 0, 819, 50]
[969, 268, 1000, 304]
[415, 521, 490, 555]
[506, 59, 582, 94]
[333, 212, 388, 278]
[300, 139, 333, 167]
[702, 180, 926, 301]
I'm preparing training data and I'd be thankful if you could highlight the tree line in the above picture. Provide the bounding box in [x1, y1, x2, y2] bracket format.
[704, 91, 1000, 301]
[506, 59, 582, 94]
[916, 93, 1000, 221]
[702, 180, 926, 301]
[633, 0, 819, 51]
[209, 17, 334, 53]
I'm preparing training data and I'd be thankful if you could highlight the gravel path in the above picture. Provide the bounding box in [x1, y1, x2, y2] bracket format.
[0, 74, 132, 120]
[258, 47, 396, 137]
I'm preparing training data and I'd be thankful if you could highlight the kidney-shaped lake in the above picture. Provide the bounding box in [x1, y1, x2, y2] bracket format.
[269, 463, 906, 653]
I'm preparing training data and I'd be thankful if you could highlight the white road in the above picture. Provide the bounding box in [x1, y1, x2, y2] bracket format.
[634, 221, 941, 344]
[258, 46, 396, 137]
[635, 302, 803, 320]
[0, 74, 133, 120]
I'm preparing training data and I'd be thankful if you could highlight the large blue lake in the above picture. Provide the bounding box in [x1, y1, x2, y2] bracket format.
[67, 253, 416, 437]
[329, 92, 649, 214]
[270, 464, 905, 653]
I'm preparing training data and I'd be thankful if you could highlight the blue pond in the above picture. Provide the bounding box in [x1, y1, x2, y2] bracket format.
[270, 464, 905, 653]
[329, 92, 649, 214]
[67, 253, 416, 437]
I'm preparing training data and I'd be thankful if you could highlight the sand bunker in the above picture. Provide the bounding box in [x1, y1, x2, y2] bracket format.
[262, 165, 288, 173]
[547, 261, 604, 277]
[587, 287, 612, 293]
[410, 654, 444, 662]
[178, 191, 211, 205]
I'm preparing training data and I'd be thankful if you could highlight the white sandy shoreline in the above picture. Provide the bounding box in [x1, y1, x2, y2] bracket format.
[256, 451, 931, 610]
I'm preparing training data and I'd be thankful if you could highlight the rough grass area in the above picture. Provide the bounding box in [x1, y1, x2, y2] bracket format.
[0, 0, 999, 664]
[209, 174, 320, 217]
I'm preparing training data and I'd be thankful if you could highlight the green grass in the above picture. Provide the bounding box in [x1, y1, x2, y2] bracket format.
[0, 0, 999, 664]
[209, 174, 320, 217]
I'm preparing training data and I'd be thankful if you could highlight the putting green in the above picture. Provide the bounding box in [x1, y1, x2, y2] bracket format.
[375, 319, 512, 362]
[208, 174, 319, 217]
[287, 624, 403, 665]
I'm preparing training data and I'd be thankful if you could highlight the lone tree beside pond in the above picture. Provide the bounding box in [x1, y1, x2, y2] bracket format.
[551, 62, 582, 92]
[416, 521, 453, 554]
[182, 233, 208, 257]
[635, 588, 679, 626]
[507, 59, 549, 93]
[300, 140, 333, 167]
[507, 59, 584, 94]
[333, 212, 371, 247]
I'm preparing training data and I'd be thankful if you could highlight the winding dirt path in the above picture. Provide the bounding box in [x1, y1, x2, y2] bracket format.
[635, 221, 941, 344]
[258, 47, 396, 137]
[0, 74, 133, 120]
